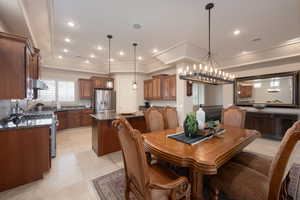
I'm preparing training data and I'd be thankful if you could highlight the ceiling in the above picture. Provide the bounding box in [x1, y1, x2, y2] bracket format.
[0, 0, 300, 73]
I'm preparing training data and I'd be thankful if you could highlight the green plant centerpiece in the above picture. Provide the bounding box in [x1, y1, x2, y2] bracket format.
[183, 112, 199, 138]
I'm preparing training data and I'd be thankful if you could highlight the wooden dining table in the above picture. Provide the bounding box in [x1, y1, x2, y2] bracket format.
[142, 125, 260, 200]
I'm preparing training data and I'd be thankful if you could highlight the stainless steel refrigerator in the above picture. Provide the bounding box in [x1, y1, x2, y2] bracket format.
[94, 89, 116, 113]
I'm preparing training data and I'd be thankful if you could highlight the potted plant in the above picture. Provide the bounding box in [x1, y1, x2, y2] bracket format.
[184, 112, 199, 137]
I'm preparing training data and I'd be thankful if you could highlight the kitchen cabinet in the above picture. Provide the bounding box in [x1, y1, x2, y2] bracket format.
[144, 74, 176, 101]
[80, 109, 93, 126]
[78, 79, 92, 99]
[162, 75, 176, 100]
[56, 111, 68, 130]
[55, 109, 94, 131]
[0, 32, 39, 100]
[0, 127, 50, 192]
[90, 76, 114, 89]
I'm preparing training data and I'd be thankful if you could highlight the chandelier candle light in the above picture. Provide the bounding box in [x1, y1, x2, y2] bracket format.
[179, 3, 235, 85]
[106, 34, 114, 88]
[132, 43, 138, 90]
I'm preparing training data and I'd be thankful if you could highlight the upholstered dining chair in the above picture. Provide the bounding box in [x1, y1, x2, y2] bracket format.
[210, 120, 300, 200]
[113, 117, 191, 200]
[144, 107, 165, 132]
[221, 105, 246, 128]
[163, 106, 179, 129]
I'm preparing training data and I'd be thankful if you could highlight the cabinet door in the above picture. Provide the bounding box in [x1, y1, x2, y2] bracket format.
[169, 75, 176, 100]
[79, 79, 92, 99]
[25, 47, 34, 99]
[162, 78, 170, 100]
[152, 78, 161, 99]
[56, 111, 68, 131]
[67, 110, 81, 128]
[148, 80, 153, 99]
[80, 109, 93, 126]
[144, 80, 149, 99]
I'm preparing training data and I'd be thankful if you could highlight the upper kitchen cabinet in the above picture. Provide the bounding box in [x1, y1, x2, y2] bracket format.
[78, 79, 92, 99]
[0, 32, 40, 99]
[90, 76, 114, 89]
[144, 74, 176, 101]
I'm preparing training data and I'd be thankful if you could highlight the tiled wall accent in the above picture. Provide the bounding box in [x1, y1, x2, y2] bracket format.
[0, 100, 11, 120]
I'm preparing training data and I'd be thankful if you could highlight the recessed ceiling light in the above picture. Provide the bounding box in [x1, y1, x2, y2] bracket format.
[138, 56, 142, 60]
[64, 38, 71, 43]
[97, 46, 103, 50]
[119, 51, 124, 56]
[152, 49, 158, 53]
[58, 55, 63, 59]
[90, 54, 95, 58]
[85, 60, 90, 64]
[63, 49, 69, 53]
[110, 58, 114, 62]
[233, 29, 240, 35]
[67, 21, 75, 27]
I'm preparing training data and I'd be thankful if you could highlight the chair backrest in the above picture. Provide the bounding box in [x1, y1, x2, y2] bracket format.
[268, 120, 300, 200]
[163, 106, 179, 129]
[113, 117, 150, 198]
[221, 106, 246, 128]
[144, 107, 165, 132]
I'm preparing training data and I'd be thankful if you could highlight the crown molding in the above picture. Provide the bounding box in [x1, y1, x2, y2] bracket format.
[17, 0, 38, 47]
[42, 64, 106, 75]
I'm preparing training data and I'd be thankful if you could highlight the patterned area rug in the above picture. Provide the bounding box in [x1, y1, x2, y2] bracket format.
[92, 169, 135, 200]
[92, 165, 300, 200]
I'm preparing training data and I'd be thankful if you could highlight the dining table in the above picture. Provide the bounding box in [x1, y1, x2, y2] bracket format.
[142, 125, 260, 200]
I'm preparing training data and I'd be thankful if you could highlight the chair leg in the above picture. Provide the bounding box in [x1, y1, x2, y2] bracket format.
[125, 185, 130, 200]
[210, 187, 220, 200]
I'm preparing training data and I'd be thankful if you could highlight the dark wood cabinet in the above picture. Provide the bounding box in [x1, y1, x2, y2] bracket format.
[245, 112, 298, 140]
[67, 110, 81, 128]
[0, 32, 40, 100]
[0, 127, 50, 192]
[78, 79, 92, 99]
[80, 109, 93, 126]
[144, 74, 176, 101]
[56, 111, 68, 130]
[56, 109, 94, 131]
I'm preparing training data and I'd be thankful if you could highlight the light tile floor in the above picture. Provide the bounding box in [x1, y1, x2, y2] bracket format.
[0, 127, 299, 200]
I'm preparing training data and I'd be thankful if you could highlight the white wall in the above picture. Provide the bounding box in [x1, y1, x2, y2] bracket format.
[40, 67, 107, 106]
[204, 85, 223, 106]
[0, 19, 8, 32]
[114, 73, 148, 113]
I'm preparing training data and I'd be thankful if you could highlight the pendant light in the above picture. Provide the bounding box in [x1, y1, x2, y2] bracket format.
[179, 3, 235, 85]
[132, 43, 138, 90]
[106, 35, 114, 88]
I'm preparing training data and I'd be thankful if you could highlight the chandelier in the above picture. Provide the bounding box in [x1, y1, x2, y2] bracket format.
[106, 34, 114, 88]
[179, 3, 235, 85]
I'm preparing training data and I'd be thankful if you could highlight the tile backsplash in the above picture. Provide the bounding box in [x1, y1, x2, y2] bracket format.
[0, 100, 11, 120]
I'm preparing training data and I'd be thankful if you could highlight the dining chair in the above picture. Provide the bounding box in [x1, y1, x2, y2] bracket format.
[144, 107, 165, 132]
[113, 117, 191, 200]
[209, 120, 300, 200]
[163, 106, 179, 129]
[221, 105, 246, 128]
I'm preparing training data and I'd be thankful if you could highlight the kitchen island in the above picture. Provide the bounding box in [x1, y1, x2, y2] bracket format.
[91, 112, 146, 156]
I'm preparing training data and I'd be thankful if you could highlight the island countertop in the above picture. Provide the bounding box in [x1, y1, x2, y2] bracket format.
[90, 111, 144, 121]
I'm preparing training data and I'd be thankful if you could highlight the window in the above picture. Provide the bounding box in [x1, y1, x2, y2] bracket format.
[38, 80, 75, 102]
[253, 82, 261, 88]
[270, 80, 280, 87]
[58, 81, 75, 102]
[39, 80, 56, 101]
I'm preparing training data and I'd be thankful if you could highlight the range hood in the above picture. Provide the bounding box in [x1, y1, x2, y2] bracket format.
[33, 80, 48, 90]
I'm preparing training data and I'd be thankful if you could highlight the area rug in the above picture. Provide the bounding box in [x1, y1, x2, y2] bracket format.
[92, 165, 300, 200]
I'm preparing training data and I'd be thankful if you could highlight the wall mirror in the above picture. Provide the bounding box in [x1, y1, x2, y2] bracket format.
[234, 72, 299, 108]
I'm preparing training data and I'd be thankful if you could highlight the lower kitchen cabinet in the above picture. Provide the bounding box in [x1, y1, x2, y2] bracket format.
[55, 109, 94, 131]
[0, 127, 51, 192]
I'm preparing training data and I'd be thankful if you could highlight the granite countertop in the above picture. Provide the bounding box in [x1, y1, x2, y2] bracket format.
[90, 112, 144, 121]
[0, 118, 53, 131]
[32, 106, 93, 112]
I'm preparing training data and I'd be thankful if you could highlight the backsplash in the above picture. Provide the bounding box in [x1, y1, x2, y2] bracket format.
[0, 100, 11, 120]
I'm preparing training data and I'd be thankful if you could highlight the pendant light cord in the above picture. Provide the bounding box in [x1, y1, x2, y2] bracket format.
[107, 35, 113, 77]
[208, 7, 211, 58]
[133, 43, 138, 83]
